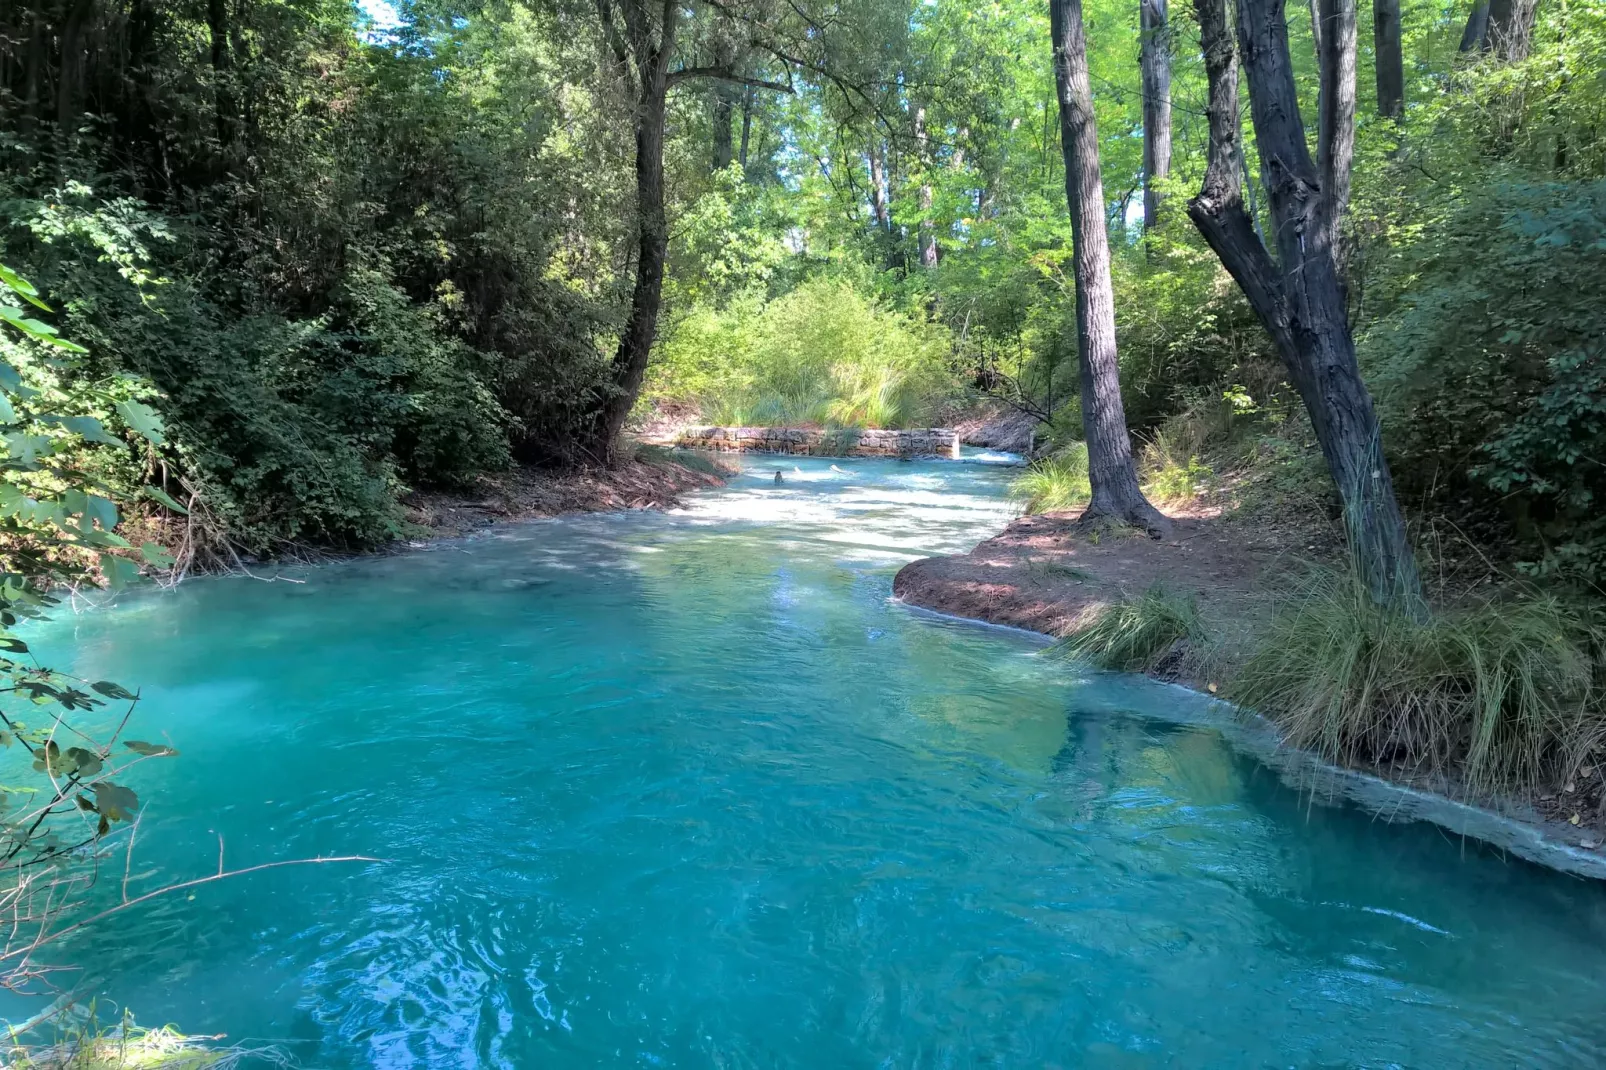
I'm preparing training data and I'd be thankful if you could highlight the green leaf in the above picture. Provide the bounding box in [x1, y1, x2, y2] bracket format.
[57, 416, 121, 446]
[0, 305, 60, 338]
[92, 680, 137, 701]
[0, 362, 20, 393]
[99, 554, 142, 589]
[0, 395, 16, 424]
[123, 740, 178, 758]
[142, 486, 188, 514]
[84, 494, 119, 531]
[114, 399, 166, 446]
[64, 747, 102, 777]
[0, 265, 50, 311]
[0, 637, 29, 654]
[140, 541, 175, 568]
[93, 781, 139, 821]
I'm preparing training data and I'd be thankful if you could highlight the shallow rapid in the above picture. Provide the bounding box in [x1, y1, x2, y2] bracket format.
[22, 455, 1606, 1067]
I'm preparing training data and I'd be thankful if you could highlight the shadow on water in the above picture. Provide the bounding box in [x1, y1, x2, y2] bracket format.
[6, 455, 1606, 1068]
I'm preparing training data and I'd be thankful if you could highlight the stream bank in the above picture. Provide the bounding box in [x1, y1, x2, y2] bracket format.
[894, 505, 1606, 880]
[400, 453, 731, 539]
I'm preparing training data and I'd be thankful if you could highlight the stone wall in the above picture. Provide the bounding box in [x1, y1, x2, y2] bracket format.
[674, 426, 960, 458]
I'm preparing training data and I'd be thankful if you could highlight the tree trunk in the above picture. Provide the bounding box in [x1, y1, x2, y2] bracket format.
[1373, 0, 1403, 118]
[914, 105, 939, 267]
[1051, 0, 1170, 535]
[1139, 0, 1172, 232]
[712, 90, 735, 171]
[710, 43, 735, 172]
[1459, 0, 1490, 50]
[868, 143, 890, 229]
[207, 0, 236, 152]
[56, 0, 96, 141]
[1187, 0, 1422, 606]
[738, 86, 754, 170]
[1487, 0, 1538, 60]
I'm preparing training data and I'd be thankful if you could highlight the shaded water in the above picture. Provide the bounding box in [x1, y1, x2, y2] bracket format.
[20, 455, 1606, 1067]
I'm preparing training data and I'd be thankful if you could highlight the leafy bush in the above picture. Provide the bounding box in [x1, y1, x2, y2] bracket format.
[649, 277, 956, 429]
[1361, 180, 1606, 582]
[0, 264, 181, 995]
[1230, 565, 1603, 795]
[1051, 585, 1203, 672]
[1010, 444, 1090, 514]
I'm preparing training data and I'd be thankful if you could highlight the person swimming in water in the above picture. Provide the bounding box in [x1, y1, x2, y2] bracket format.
[774, 470, 783, 484]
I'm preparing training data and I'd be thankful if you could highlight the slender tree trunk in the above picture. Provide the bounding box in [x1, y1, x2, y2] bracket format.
[868, 143, 890, 229]
[1051, 0, 1170, 535]
[738, 86, 754, 170]
[57, 0, 96, 141]
[1373, 0, 1403, 118]
[206, 0, 238, 155]
[710, 43, 735, 172]
[914, 105, 939, 267]
[1187, 0, 1421, 606]
[712, 91, 735, 171]
[1139, 0, 1172, 232]
[1459, 0, 1490, 50]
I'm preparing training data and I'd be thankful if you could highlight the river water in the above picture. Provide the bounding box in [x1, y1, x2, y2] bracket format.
[21, 455, 1606, 1067]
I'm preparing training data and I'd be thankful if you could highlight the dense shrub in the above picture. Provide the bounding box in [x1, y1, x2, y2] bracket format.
[649, 277, 957, 428]
[1362, 181, 1606, 581]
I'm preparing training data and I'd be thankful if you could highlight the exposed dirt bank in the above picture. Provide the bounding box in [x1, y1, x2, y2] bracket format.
[894, 508, 1284, 638]
[893, 506, 1606, 879]
[401, 457, 730, 539]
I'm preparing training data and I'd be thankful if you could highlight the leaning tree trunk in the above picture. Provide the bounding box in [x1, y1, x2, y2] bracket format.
[1051, 0, 1171, 535]
[1139, 0, 1172, 232]
[1373, 0, 1403, 118]
[1187, 0, 1422, 606]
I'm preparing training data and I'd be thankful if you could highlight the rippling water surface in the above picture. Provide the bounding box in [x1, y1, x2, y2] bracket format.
[21, 455, 1606, 1067]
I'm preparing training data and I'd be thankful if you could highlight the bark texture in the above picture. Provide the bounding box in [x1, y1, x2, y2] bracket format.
[1139, 0, 1172, 231]
[1186, 0, 1421, 605]
[1051, 0, 1170, 535]
[1459, 0, 1490, 50]
[1372, 0, 1403, 118]
[589, 0, 791, 462]
[1486, 0, 1538, 60]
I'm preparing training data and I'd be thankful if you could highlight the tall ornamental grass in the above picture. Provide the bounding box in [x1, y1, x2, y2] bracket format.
[1230, 565, 1603, 796]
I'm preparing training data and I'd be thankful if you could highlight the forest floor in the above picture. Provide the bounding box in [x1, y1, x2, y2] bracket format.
[401, 454, 732, 539]
[893, 491, 1606, 878]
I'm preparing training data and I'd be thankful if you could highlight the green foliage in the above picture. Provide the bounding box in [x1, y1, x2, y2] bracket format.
[1051, 585, 1203, 672]
[0, 265, 178, 993]
[650, 277, 955, 428]
[1361, 180, 1606, 582]
[1231, 566, 1603, 796]
[1010, 443, 1090, 514]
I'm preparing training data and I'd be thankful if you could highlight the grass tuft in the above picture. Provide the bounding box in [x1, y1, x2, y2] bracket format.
[1052, 585, 1203, 672]
[1010, 444, 1090, 514]
[1229, 565, 1605, 796]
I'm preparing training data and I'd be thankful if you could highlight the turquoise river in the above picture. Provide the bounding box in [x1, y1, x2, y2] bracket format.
[16, 454, 1606, 1067]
